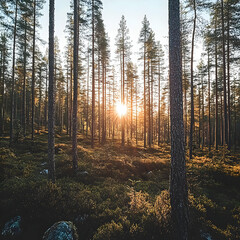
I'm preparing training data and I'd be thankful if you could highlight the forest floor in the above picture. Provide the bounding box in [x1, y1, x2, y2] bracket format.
[0, 132, 240, 239]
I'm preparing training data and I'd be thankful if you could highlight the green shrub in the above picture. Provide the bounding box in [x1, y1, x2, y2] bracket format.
[93, 221, 124, 240]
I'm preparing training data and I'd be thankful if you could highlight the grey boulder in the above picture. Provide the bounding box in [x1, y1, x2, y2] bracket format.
[43, 221, 78, 240]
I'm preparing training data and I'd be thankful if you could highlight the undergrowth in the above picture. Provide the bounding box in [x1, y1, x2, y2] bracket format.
[0, 134, 239, 239]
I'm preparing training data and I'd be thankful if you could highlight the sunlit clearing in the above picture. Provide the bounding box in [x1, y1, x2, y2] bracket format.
[116, 103, 127, 117]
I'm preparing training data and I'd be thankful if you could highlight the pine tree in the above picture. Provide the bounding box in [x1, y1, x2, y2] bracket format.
[116, 15, 131, 146]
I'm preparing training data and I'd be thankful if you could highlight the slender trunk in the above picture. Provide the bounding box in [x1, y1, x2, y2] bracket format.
[86, 48, 89, 137]
[130, 75, 133, 140]
[22, 23, 27, 137]
[198, 87, 201, 148]
[148, 60, 151, 147]
[10, 0, 18, 144]
[102, 61, 105, 144]
[31, 0, 36, 141]
[226, 2, 231, 149]
[98, 53, 101, 143]
[70, 61, 73, 137]
[189, 0, 196, 159]
[220, 91, 223, 145]
[151, 62, 154, 145]
[143, 43, 146, 148]
[38, 67, 42, 133]
[0, 37, 6, 136]
[208, 50, 211, 151]
[121, 46, 125, 146]
[45, 66, 48, 130]
[215, 15, 218, 150]
[0, 54, 2, 136]
[136, 81, 138, 145]
[72, 0, 79, 170]
[66, 62, 69, 135]
[221, 0, 228, 146]
[112, 73, 115, 140]
[201, 74, 204, 149]
[233, 81, 236, 151]
[48, 0, 56, 183]
[158, 59, 161, 146]
[91, 0, 95, 148]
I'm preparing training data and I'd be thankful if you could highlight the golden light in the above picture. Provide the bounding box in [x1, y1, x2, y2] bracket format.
[116, 103, 127, 117]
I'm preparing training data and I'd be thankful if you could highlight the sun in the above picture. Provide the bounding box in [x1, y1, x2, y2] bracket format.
[116, 103, 127, 117]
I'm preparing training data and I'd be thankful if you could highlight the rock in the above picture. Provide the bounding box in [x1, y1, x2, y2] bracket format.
[40, 169, 49, 175]
[200, 230, 212, 240]
[42, 221, 78, 240]
[1, 216, 22, 238]
[147, 171, 153, 175]
[78, 171, 89, 176]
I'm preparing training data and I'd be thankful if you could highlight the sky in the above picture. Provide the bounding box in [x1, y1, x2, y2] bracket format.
[39, 0, 169, 63]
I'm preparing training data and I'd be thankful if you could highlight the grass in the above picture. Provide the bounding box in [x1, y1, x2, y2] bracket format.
[0, 133, 240, 239]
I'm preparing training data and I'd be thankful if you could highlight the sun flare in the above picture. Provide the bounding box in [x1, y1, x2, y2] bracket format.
[116, 103, 127, 117]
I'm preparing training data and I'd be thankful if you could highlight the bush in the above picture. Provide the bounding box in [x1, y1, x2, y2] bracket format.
[93, 221, 124, 240]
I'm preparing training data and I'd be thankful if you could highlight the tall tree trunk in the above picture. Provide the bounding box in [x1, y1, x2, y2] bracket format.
[98, 53, 101, 142]
[226, 2, 231, 149]
[121, 46, 125, 146]
[148, 60, 151, 147]
[38, 67, 42, 133]
[151, 62, 154, 145]
[70, 61, 73, 137]
[130, 75, 133, 140]
[143, 43, 146, 148]
[72, 0, 79, 170]
[102, 60, 105, 144]
[221, 0, 228, 146]
[22, 23, 27, 137]
[0, 54, 2, 136]
[45, 66, 48, 131]
[208, 50, 211, 151]
[91, 0, 95, 148]
[66, 62, 69, 135]
[198, 87, 201, 148]
[215, 15, 218, 150]
[31, 0, 36, 141]
[158, 59, 161, 146]
[169, 0, 189, 239]
[0, 36, 6, 136]
[189, 0, 196, 159]
[136, 80, 138, 145]
[86, 48, 90, 137]
[48, 0, 56, 183]
[10, 0, 18, 144]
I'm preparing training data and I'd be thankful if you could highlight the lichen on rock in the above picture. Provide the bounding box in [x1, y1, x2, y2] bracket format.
[1, 216, 22, 238]
[42, 221, 78, 240]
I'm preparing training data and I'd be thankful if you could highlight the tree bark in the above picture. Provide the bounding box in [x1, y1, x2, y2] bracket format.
[10, 0, 18, 144]
[169, 0, 189, 239]
[72, 0, 79, 170]
[91, 0, 95, 148]
[221, 0, 228, 146]
[215, 15, 218, 150]
[189, 0, 196, 159]
[48, 0, 56, 183]
[31, 0, 36, 141]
